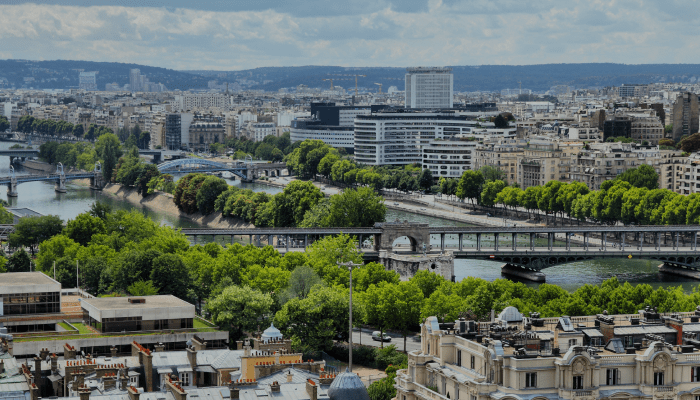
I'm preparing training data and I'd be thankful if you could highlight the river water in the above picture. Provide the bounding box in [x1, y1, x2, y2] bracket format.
[1, 142, 696, 292]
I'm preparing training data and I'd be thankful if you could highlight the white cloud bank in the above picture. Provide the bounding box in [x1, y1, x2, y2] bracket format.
[0, 1, 699, 70]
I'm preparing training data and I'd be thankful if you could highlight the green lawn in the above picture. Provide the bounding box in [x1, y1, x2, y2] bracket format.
[58, 322, 76, 331]
[71, 323, 94, 334]
[194, 318, 215, 328]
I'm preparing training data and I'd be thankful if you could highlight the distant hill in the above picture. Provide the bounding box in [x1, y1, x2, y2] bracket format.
[4, 60, 700, 92]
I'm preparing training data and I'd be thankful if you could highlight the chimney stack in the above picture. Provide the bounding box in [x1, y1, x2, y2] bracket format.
[154, 343, 165, 353]
[78, 385, 91, 400]
[305, 379, 317, 400]
[63, 344, 77, 360]
[127, 386, 140, 400]
[110, 347, 118, 357]
[33, 357, 42, 388]
[50, 354, 58, 373]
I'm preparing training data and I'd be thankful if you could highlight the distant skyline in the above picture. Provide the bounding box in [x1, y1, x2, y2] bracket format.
[1, 1, 699, 71]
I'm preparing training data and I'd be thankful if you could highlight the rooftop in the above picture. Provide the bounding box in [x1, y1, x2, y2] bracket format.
[0, 272, 60, 288]
[81, 295, 193, 311]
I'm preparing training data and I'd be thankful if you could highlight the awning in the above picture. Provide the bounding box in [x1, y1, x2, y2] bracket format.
[157, 368, 173, 375]
[195, 366, 217, 374]
[178, 367, 194, 373]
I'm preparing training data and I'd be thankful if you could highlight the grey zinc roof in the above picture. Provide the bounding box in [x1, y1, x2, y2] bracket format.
[582, 329, 604, 338]
[256, 367, 321, 386]
[327, 371, 370, 400]
[81, 295, 194, 311]
[237, 383, 328, 400]
[613, 325, 677, 335]
[152, 350, 243, 371]
[0, 272, 60, 287]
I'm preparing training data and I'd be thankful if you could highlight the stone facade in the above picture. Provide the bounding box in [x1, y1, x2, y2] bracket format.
[378, 251, 454, 281]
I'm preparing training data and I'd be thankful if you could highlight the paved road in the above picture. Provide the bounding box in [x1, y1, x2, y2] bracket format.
[349, 328, 421, 353]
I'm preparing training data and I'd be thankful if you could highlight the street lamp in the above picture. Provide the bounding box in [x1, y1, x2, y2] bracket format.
[337, 261, 363, 372]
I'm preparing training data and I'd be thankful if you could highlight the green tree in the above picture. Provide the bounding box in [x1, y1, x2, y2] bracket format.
[318, 153, 340, 177]
[275, 285, 348, 354]
[279, 265, 324, 304]
[480, 165, 507, 182]
[6, 249, 31, 272]
[481, 180, 506, 207]
[306, 233, 363, 286]
[410, 270, 446, 298]
[418, 168, 434, 190]
[616, 164, 659, 190]
[354, 262, 400, 292]
[135, 164, 160, 197]
[456, 170, 485, 207]
[9, 215, 64, 255]
[322, 187, 386, 227]
[64, 213, 106, 246]
[174, 173, 208, 214]
[96, 133, 123, 181]
[207, 285, 274, 342]
[271, 180, 324, 227]
[128, 280, 159, 296]
[196, 176, 229, 215]
[150, 253, 190, 296]
[331, 159, 355, 183]
[0, 116, 9, 132]
[493, 114, 509, 128]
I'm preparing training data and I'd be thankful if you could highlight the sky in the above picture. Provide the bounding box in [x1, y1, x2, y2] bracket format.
[0, 0, 699, 71]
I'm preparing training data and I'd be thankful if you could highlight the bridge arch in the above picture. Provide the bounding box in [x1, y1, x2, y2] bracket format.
[157, 158, 249, 180]
[377, 222, 430, 252]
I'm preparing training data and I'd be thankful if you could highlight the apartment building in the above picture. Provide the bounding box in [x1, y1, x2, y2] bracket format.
[422, 137, 477, 179]
[405, 67, 453, 109]
[518, 139, 582, 188]
[354, 111, 477, 166]
[175, 94, 230, 111]
[189, 116, 226, 152]
[251, 122, 276, 142]
[672, 92, 699, 142]
[472, 141, 524, 184]
[396, 307, 700, 400]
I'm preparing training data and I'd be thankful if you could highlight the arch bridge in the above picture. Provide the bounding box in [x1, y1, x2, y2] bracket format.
[179, 223, 700, 282]
[157, 158, 287, 181]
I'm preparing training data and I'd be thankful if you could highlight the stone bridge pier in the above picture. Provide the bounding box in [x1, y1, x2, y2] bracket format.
[90, 172, 105, 190]
[374, 222, 455, 281]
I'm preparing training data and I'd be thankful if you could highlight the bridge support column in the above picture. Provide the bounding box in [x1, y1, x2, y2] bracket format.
[476, 233, 481, 251]
[249, 235, 252, 245]
[512, 233, 516, 251]
[501, 264, 546, 283]
[304, 235, 308, 249]
[529, 233, 534, 250]
[55, 175, 67, 193]
[192, 235, 197, 246]
[656, 232, 660, 251]
[256, 235, 261, 247]
[231, 235, 235, 245]
[547, 233, 553, 250]
[458, 233, 463, 251]
[440, 234, 445, 252]
[566, 233, 570, 251]
[584, 232, 589, 251]
[603, 233, 607, 251]
[621, 233, 625, 251]
[286, 235, 290, 252]
[494, 233, 499, 251]
[675, 232, 680, 251]
[7, 179, 17, 198]
[268, 235, 272, 246]
[639, 233, 643, 251]
[694, 232, 697, 251]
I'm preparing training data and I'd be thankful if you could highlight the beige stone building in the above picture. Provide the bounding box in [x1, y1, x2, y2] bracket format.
[516, 139, 582, 189]
[473, 141, 523, 184]
[396, 308, 700, 400]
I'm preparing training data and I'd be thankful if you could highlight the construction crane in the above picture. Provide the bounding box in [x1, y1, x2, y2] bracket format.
[374, 83, 383, 94]
[328, 74, 366, 95]
[322, 78, 351, 90]
[322, 78, 335, 90]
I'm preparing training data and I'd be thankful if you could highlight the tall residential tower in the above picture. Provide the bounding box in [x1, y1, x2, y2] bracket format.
[405, 67, 453, 109]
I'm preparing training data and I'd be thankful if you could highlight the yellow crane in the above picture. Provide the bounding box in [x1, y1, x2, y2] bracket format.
[374, 83, 383, 94]
[328, 74, 366, 95]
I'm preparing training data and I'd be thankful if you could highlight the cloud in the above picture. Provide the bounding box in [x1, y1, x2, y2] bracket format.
[0, 1, 697, 70]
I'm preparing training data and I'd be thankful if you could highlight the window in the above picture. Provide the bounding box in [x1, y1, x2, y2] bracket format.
[457, 350, 462, 367]
[180, 373, 190, 386]
[525, 372, 537, 388]
[654, 372, 664, 386]
[606, 368, 620, 385]
[568, 339, 577, 347]
[470, 355, 475, 370]
[693, 367, 700, 382]
[573, 375, 583, 390]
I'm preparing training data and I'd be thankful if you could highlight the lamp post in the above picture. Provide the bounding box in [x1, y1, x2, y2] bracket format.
[337, 261, 363, 372]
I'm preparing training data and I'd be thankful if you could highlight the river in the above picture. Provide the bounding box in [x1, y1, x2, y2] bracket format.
[0, 142, 696, 292]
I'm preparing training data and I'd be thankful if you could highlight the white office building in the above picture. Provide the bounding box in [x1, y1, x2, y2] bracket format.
[422, 138, 478, 179]
[175, 94, 230, 111]
[354, 111, 477, 166]
[405, 67, 453, 109]
[290, 119, 355, 151]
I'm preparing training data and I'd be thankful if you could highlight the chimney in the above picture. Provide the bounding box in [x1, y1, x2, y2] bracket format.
[305, 379, 317, 400]
[142, 349, 153, 392]
[270, 381, 280, 393]
[29, 383, 39, 400]
[119, 369, 129, 390]
[230, 387, 239, 399]
[599, 316, 615, 344]
[110, 347, 118, 357]
[40, 348, 50, 360]
[665, 316, 684, 345]
[64, 343, 77, 360]
[154, 343, 165, 353]
[78, 385, 91, 400]
[50, 354, 58, 373]
[33, 357, 42, 388]
[127, 386, 140, 400]
[286, 371, 293, 383]
[73, 370, 86, 391]
[191, 336, 207, 351]
[186, 346, 197, 386]
[103, 373, 117, 390]
[166, 376, 188, 400]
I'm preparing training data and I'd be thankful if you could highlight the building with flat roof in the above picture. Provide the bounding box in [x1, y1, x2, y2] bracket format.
[405, 67, 453, 109]
[0, 272, 61, 317]
[81, 296, 195, 333]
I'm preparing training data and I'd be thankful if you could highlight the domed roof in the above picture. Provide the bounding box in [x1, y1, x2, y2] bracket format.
[327, 370, 370, 400]
[498, 306, 523, 322]
[261, 322, 283, 341]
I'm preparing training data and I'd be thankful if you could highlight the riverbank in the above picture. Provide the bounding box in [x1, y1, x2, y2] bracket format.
[22, 160, 55, 173]
[76, 180, 253, 229]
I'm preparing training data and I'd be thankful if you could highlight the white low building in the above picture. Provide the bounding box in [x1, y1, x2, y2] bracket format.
[422, 137, 477, 179]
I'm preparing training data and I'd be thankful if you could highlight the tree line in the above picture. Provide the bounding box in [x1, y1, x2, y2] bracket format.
[225, 132, 296, 162]
[39, 133, 123, 181]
